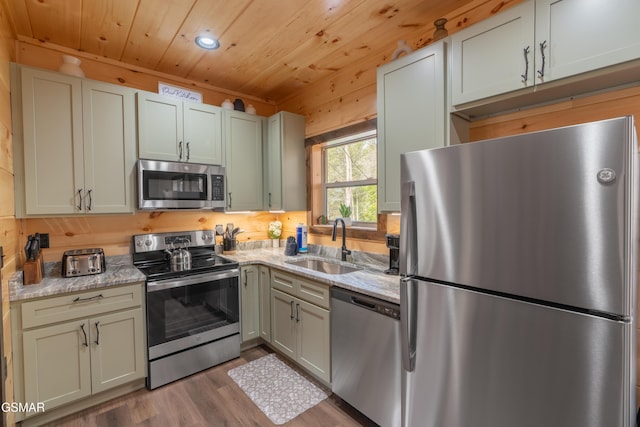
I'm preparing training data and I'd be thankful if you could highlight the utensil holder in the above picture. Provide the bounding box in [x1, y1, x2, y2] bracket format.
[23, 253, 44, 285]
[223, 238, 237, 254]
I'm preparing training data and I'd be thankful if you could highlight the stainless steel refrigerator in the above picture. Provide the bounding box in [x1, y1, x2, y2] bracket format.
[400, 116, 638, 427]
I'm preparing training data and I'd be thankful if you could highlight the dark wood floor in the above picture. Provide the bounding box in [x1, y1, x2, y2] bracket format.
[50, 345, 378, 427]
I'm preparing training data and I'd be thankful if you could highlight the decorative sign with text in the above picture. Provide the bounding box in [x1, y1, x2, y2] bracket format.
[158, 82, 202, 103]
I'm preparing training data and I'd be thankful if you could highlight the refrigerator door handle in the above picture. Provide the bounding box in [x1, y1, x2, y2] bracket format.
[400, 277, 417, 372]
[400, 180, 417, 276]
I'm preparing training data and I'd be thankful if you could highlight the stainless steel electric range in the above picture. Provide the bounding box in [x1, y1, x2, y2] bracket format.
[132, 230, 240, 390]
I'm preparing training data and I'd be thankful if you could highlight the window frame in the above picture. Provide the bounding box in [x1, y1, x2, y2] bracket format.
[321, 129, 377, 228]
[306, 119, 393, 241]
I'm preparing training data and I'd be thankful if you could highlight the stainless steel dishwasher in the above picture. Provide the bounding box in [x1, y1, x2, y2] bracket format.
[331, 287, 401, 427]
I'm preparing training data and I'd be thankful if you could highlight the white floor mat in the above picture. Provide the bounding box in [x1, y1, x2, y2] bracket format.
[228, 353, 328, 425]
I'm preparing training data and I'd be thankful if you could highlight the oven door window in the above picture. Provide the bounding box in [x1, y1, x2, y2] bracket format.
[143, 170, 208, 201]
[147, 276, 239, 348]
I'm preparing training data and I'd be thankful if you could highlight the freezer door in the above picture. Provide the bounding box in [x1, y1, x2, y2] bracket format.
[402, 279, 636, 427]
[400, 116, 638, 316]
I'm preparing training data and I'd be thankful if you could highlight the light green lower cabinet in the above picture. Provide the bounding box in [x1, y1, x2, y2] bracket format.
[258, 266, 271, 342]
[14, 283, 146, 422]
[89, 308, 146, 394]
[241, 266, 260, 342]
[23, 308, 144, 409]
[271, 288, 298, 360]
[242, 266, 331, 384]
[271, 287, 331, 384]
[23, 320, 92, 409]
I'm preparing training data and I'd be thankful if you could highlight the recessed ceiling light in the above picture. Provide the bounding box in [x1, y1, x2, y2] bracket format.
[195, 35, 219, 50]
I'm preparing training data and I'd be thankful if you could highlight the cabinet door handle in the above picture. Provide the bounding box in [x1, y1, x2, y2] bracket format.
[537, 40, 547, 79]
[521, 46, 530, 83]
[290, 300, 295, 320]
[243, 270, 247, 287]
[186, 142, 190, 161]
[77, 189, 83, 211]
[87, 189, 93, 211]
[296, 303, 300, 323]
[94, 321, 100, 345]
[268, 192, 272, 208]
[179, 141, 183, 160]
[80, 323, 88, 347]
[228, 192, 232, 209]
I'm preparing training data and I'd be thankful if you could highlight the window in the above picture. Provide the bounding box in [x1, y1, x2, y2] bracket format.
[322, 130, 377, 226]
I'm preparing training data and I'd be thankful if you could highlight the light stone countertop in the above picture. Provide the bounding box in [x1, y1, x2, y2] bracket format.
[9, 255, 146, 302]
[8, 245, 401, 305]
[224, 245, 401, 304]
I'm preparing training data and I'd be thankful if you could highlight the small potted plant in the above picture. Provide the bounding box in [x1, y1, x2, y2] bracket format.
[268, 221, 282, 247]
[338, 203, 352, 226]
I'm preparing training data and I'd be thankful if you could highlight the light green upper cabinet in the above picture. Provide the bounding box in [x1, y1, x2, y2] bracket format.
[377, 40, 447, 213]
[82, 80, 137, 214]
[450, 1, 535, 106]
[451, 0, 640, 107]
[265, 111, 306, 211]
[223, 110, 264, 211]
[534, 0, 640, 82]
[15, 65, 136, 216]
[137, 91, 223, 165]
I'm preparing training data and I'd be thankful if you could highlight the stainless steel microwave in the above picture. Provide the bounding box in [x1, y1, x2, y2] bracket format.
[137, 159, 225, 210]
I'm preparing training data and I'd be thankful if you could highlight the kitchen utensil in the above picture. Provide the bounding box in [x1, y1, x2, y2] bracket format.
[31, 233, 40, 261]
[215, 224, 224, 236]
[25, 235, 33, 259]
[225, 223, 234, 240]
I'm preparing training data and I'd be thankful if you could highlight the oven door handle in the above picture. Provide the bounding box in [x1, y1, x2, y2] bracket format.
[146, 268, 240, 292]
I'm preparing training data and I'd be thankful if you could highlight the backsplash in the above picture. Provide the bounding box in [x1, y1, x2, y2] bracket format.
[21, 211, 392, 264]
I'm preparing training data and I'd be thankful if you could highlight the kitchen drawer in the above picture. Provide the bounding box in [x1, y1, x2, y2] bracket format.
[297, 276, 330, 309]
[271, 269, 330, 310]
[21, 283, 143, 329]
[271, 270, 296, 294]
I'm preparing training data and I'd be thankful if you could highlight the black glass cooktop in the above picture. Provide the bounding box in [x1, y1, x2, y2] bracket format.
[134, 249, 238, 281]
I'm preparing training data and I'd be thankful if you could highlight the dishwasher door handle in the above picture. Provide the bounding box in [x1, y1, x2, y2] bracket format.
[350, 296, 376, 310]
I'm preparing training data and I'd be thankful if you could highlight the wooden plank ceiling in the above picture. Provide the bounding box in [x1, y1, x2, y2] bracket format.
[5, 0, 473, 102]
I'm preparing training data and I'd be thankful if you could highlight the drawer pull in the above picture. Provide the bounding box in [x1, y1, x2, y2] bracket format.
[290, 301, 295, 320]
[80, 323, 88, 347]
[73, 294, 104, 303]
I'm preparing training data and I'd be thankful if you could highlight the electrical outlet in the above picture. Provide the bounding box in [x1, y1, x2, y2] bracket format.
[40, 233, 50, 248]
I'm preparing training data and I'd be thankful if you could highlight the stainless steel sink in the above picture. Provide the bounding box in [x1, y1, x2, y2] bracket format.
[286, 259, 361, 275]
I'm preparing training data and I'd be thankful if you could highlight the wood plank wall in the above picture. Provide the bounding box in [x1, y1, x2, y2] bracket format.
[278, 0, 525, 137]
[0, 0, 16, 422]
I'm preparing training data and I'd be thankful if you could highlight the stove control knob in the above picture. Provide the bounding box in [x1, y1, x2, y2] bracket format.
[144, 239, 153, 247]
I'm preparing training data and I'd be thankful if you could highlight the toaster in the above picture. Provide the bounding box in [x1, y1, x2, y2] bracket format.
[62, 248, 106, 277]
